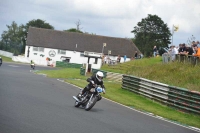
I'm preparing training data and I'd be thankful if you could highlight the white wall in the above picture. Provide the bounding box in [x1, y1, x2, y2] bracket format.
[24, 46, 102, 69]
[0, 50, 14, 58]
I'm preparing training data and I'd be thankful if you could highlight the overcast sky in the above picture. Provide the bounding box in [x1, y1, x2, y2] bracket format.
[0, 0, 200, 46]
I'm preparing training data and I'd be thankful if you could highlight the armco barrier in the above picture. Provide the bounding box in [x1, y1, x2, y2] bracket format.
[122, 75, 200, 114]
[56, 61, 82, 68]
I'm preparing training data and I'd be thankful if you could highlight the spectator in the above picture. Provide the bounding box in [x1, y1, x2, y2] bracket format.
[140, 53, 144, 59]
[101, 55, 105, 65]
[117, 55, 121, 63]
[153, 46, 157, 57]
[104, 55, 107, 64]
[170, 45, 176, 61]
[134, 51, 138, 59]
[185, 44, 194, 58]
[196, 41, 200, 47]
[192, 41, 196, 46]
[178, 43, 187, 62]
[193, 45, 200, 57]
[124, 55, 127, 62]
[193, 45, 200, 65]
[174, 46, 179, 55]
[178, 43, 186, 55]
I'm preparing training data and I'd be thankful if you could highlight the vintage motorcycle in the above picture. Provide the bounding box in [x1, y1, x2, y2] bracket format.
[30, 63, 35, 69]
[0, 57, 2, 66]
[73, 85, 105, 111]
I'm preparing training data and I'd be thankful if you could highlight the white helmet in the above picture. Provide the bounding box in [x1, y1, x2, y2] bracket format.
[96, 71, 104, 82]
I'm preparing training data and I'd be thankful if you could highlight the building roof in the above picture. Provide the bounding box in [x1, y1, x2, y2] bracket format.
[27, 27, 140, 57]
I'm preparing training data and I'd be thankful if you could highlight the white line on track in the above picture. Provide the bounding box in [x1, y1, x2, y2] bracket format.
[8, 65, 20, 67]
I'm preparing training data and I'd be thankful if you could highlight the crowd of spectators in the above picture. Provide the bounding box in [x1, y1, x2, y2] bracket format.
[168, 41, 200, 62]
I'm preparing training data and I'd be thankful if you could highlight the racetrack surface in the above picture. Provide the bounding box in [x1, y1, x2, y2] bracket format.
[0, 62, 198, 133]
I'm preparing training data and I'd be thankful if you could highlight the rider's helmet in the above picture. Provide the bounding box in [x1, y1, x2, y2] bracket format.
[96, 71, 104, 82]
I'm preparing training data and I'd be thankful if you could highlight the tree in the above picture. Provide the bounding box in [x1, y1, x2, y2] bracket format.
[22, 19, 54, 53]
[75, 19, 82, 31]
[0, 19, 54, 54]
[0, 21, 24, 55]
[25, 19, 54, 30]
[131, 14, 171, 56]
[64, 19, 83, 33]
[63, 28, 83, 33]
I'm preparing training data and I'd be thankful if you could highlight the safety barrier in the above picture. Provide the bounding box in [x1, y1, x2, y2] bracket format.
[122, 75, 200, 114]
[56, 61, 82, 68]
[80, 67, 86, 75]
[162, 53, 200, 65]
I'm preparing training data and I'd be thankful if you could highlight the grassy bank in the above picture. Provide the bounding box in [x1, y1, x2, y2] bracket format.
[37, 68, 200, 128]
[102, 57, 200, 91]
[0, 55, 13, 62]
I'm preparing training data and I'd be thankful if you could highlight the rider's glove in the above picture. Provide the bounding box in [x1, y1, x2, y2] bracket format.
[102, 88, 106, 94]
[90, 80, 95, 85]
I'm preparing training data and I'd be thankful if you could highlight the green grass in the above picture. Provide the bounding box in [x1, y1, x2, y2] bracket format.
[36, 67, 200, 128]
[0, 55, 14, 62]
[102, 57, 200, 91]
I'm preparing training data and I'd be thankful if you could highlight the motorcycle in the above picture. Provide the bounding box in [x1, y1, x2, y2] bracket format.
[0, 57, 2, 66]
[30, 64, 35, 69]
[73, 85, 105, 111]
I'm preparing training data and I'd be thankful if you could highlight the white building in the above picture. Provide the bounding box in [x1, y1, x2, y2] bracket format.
[24, 27, 140, 70]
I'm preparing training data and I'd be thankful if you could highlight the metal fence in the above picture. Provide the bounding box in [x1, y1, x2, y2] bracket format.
[122, 75, 200, 114]
[162, 53, 200, 65]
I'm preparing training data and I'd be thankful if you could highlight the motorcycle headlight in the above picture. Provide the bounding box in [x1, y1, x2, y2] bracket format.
[97, 87, 103, 93]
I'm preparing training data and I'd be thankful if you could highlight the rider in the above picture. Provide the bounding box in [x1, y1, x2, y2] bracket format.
[78, 71, 106, 98]
[0, 57, 2, 66]
[30, 60, 35, 67]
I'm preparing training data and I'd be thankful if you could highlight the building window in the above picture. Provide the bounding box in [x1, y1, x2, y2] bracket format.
[38, 47, 44, 52]
[33, 47, 38, 51]
[33, 47, 44, 52]
[80, 52, 84, 57]
[58, 50, 66, 55]
[94, 58, 98, 64]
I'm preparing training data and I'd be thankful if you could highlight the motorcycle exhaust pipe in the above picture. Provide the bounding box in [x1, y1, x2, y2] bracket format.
[73, 96, 81, 102]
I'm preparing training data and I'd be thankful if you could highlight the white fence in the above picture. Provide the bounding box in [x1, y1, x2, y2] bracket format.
[0, 50, 14, 58]
[0, 50, 55, 67]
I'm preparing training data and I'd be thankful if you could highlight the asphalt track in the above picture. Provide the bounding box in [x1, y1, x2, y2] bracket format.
[0, 62, 199, 133]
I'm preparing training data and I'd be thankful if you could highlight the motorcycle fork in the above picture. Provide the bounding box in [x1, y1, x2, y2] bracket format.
[88, 94, 94, 102]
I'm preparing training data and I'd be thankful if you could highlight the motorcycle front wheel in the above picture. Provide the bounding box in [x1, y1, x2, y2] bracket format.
[85, 96, 98, 111]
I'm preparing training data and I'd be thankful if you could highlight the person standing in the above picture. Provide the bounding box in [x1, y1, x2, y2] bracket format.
[153, 46, 157, 57]
[117, 55, 121, 63]
[134, 51, 138, 59]
[104, 55, 107, 64]
[124, 55, 127, 62]
[170, 45, 176, 61]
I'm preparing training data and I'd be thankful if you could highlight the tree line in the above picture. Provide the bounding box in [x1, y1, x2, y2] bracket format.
[0, 15, 172, 56]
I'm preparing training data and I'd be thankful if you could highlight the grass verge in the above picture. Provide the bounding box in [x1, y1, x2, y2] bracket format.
[0, 55, 14, 62]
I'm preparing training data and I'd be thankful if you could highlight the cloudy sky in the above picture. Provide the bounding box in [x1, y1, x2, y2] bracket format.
[0, 0, 200, 46]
